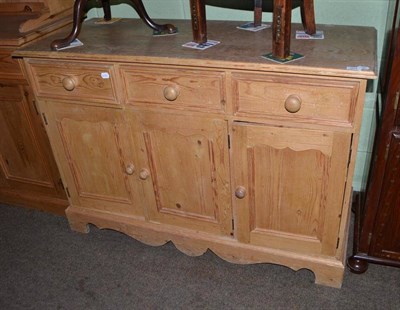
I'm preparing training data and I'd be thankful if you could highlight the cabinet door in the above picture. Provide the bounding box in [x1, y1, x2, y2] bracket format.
[132, 111, 232, 236]
[232, 122, 351, 256]
[370, 132, 400, 260]
[0, 83, 62, 195]
[41, 101, 145, 217]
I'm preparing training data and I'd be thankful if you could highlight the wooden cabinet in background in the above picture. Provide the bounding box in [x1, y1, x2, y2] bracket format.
[348, 0, 400, 272]
[16, 19, 376, 287]
[0, 1, 73, 214]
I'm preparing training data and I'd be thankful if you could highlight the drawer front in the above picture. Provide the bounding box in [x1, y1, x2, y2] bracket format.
[233, 73, 360, 126]
[26, 60, 119, 105]
[121, 65, 226, 112]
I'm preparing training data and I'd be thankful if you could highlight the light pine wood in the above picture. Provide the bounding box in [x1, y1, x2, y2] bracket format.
[27, 59, 120, 106]
[131, 110, 232, 236]
[14, 19, 377, 80]
[231, 123, 351, 256]
[18, 20, 376, 287]
[120, 65, 226, 113]
[66, 205, 346, 287]
[40, 102, 146, 218]
[232, 72, 360, 127]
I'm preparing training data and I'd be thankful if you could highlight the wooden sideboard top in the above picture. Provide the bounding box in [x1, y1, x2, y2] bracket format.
[15, 19, 377, 79]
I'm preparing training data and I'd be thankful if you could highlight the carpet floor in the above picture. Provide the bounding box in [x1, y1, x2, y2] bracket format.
[1, 204, 399, 309]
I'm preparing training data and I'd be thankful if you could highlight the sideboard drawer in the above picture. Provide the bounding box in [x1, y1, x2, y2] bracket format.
[26, 60, 119, 105]
[121, 65, 226, 112]
[233, 73, 360, 126]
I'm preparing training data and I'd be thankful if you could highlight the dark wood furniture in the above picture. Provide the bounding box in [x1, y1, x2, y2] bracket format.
[190, 0, 316, 59]
[0, 0, 71, 215]
[347, 0, 400, 273]
[50, 0, 177, 50]
[52, 0, 315, 59]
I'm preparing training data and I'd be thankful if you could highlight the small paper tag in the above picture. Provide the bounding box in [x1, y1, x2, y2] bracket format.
[101, 72, 110, 79]
[346, 66, 370, 71]
[262, 52, 305, 64]
[95, 18, 121, 25]
[56, 39, 83, 51]
[153, 28, 179, 36]
[182, 40, 220, 50]
[237, 22, 271, 32]
[296, 30, 324, 40]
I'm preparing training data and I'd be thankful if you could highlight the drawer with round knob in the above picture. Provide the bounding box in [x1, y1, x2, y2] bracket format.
[232, 72, 360, 127]
[120, 65, 226, 113]
[24, 59, 119, 106]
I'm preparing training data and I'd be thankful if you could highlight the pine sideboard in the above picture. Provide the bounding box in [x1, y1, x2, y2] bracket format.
[15, 19, 377, 287]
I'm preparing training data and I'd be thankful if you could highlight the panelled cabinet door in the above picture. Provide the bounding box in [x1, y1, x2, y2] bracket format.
[0, 84, 61, 194]
[41, 101, 145, 218]
[131, 111, 232, 236]
[232, 122, 351, 256]
[370, 132, 400, 260]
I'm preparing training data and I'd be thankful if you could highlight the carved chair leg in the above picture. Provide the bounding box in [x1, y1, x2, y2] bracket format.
[272, 0, 292, 59]
[301, 0, 316, 34]
[190, 0, 207, 43]
[50, 0, 88, 50]
[101, 0, 112, 21]
[129, 0, 177, 34]
[254, 0, 263, 27]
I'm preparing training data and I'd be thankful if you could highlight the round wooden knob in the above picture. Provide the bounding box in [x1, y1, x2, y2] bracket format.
[235, 186, 247, 199]
[62, 77, 76, 91]
[139, 168, 150, 180]
[125, 164, 135, 175]
[163, 86, 180, 101]
[284, 95, 302, 113]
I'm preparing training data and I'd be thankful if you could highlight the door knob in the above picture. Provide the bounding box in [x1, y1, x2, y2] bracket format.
[235, 186, 247, 199]
[284, 94, 302, 113]
[139, 168, 150, 180]
[62, 77, 76, 91]
[163, 86, 180, 101]
[125, 164, 135, 175]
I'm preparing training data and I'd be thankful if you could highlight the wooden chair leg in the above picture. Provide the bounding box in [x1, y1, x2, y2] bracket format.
[101, 0, 112, 21]
[129, 0, 177, 34]
[50, 0, 87, 50]
[190, 0, 207, 44]
[301, 0, 316, 34]
[272, 0, 292, 59]
[51, 0, 177, 51]
[254, 0, 263, 27]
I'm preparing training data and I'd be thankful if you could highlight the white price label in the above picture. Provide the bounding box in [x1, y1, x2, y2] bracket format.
[101, 72, 110, 79]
